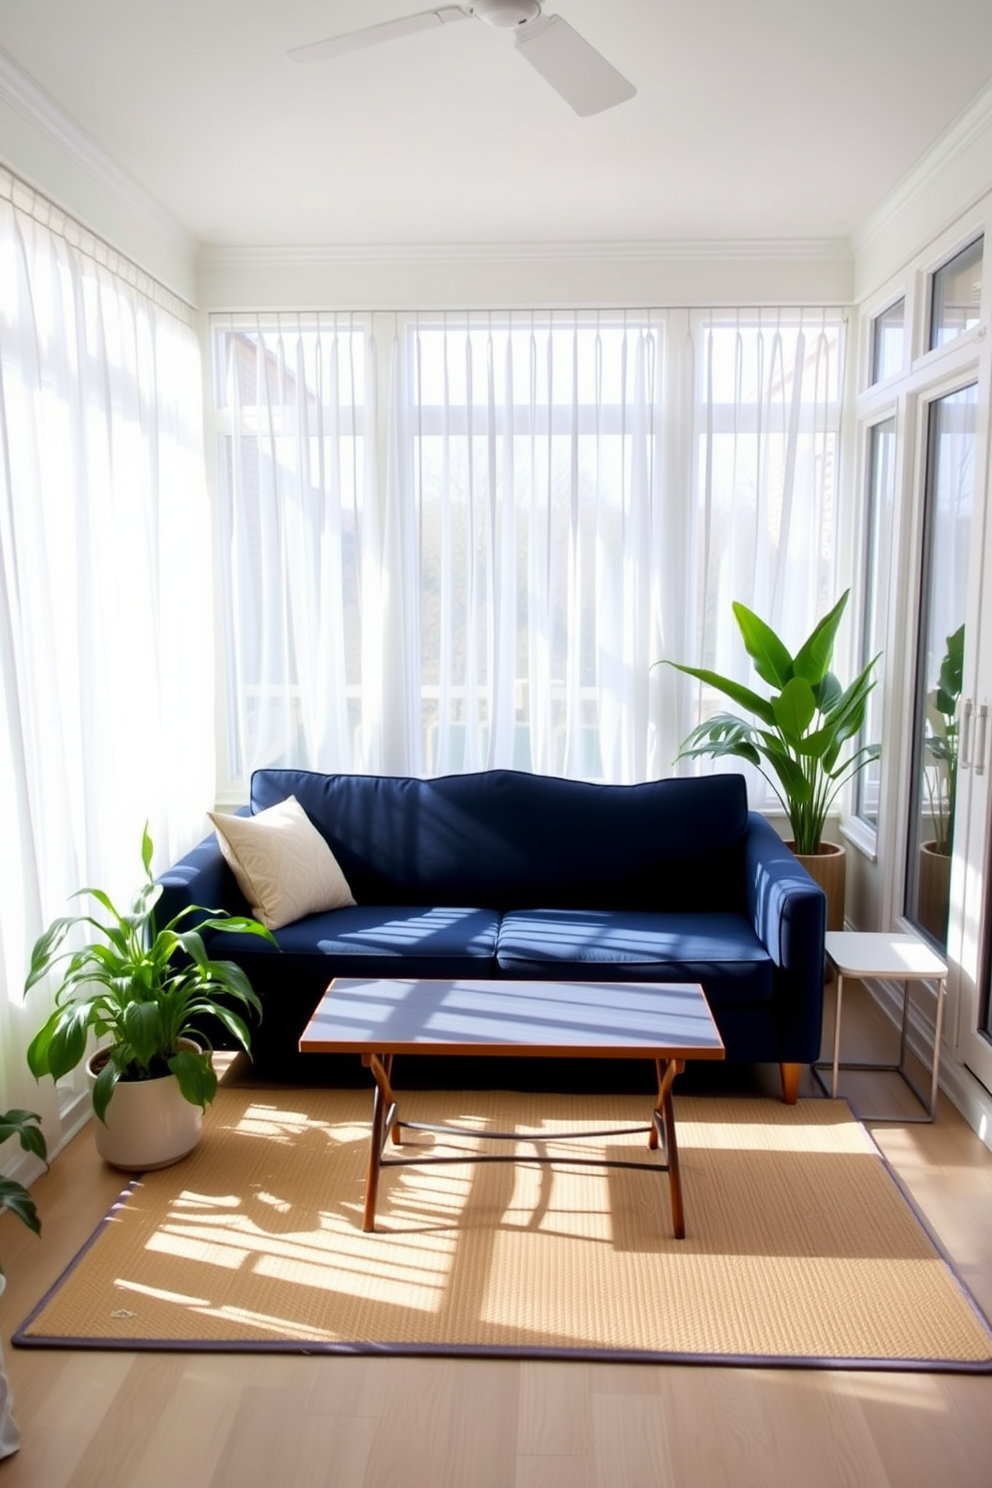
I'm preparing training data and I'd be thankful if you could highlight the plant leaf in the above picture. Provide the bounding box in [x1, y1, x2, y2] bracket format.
[663, 662, 777, 727]
[0, 1109, 48, 1164]
[674, 713, 763, 765]
[24, 915, 80, 991]
[0, 1178, 41, 1238]
[792, 589, 849, 685]
[199, 915, 279, 944]
[732, 602, 794, 689]
[168, 1050, 217, 1110]
[43, 1006, 93, 1082]
[813, 670, 843, 713]
[772, 676, 817, 746]
[759, 740, 812, 805]
[141, 823, 154, 880]
[123, 1001, 166, 1069]
[92, 1054, 122, 1125]
[190, 1003, 255, 1053]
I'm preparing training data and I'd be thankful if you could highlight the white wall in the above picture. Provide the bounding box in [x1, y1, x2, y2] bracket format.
[194, 241, 853, 313]
[0, 52, 197, 304]
[852, 83, 992, 307]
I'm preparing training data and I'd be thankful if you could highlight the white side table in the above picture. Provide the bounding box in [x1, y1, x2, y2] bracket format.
[812, 931, 948, 1122]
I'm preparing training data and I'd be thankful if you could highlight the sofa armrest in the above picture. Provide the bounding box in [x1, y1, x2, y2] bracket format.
[744, 813, 825, 965]
[744, 811, 826, 1063]
[155, 818, 250, 929]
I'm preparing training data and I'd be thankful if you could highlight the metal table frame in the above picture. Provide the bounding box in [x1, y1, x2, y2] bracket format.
[812, 931, 948, 1122]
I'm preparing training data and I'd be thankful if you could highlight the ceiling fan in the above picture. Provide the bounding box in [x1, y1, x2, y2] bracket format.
[288, 1, 636, 117]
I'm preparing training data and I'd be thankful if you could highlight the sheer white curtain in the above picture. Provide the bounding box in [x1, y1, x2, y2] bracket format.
[684, 307, 846, 805]
[214, 306, 845, 800]
[0, 171, 214, 1140]
[214, 314, 384, 782]
[395, 310, 670, 783]
[215, 308, 674, 789]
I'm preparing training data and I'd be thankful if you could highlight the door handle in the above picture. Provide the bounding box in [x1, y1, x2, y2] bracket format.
[961, 698, 974, 769]
[976, 703, 989, 778]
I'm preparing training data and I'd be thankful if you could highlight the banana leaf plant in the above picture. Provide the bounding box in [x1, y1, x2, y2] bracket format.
[924, 623, 965, 856]
[0, 1109, 47, 1273]
[26, 827, 276, 1123]
[661, 589, 881, 856]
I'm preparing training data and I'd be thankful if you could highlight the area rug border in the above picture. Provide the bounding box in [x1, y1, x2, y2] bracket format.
[13, 1095, 992, 1374]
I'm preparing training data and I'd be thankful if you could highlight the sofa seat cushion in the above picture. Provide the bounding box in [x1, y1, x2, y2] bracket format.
[214, 905, 500, 980]
[494, 909, 774, 1007]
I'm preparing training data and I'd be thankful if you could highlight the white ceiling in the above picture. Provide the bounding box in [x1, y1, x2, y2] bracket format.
[2, 0, 992, 250]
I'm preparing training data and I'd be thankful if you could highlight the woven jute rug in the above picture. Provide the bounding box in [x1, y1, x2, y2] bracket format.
[14, 1086, 992, 1370]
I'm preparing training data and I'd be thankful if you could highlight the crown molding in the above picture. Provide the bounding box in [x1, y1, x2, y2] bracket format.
[0, 45, 197, 262]
[197, 237, 852, 269]
[852, 78, 992, 259]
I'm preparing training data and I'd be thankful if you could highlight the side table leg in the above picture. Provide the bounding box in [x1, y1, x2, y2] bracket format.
[831, 972, 845, 1099]
[928, 977, 947, 1119]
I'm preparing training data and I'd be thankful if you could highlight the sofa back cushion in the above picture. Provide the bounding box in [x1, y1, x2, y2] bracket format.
[250, 768, 750, 914]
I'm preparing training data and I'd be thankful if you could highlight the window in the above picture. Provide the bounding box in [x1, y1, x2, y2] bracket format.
[853, 418, 896, 828]
[405, 313, 661, 780]
[929, 238, 984, 350]
[905, 384, 977, 948]
[870, 298, 905, 384]
[213, 306, 844, 801]
[689, 310, 846, 811]
[213, 316, 369, 782]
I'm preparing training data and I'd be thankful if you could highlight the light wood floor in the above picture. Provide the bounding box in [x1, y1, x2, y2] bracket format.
[3, 982, 992, 1488]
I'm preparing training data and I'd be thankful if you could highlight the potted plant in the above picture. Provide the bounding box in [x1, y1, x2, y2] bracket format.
[0, 1109, 46, 1266]
[25, 827, 275, 1171]
[660, 589, 880, 928]
[1, 1107, 47, 1458]
[918, 623, 964, 941]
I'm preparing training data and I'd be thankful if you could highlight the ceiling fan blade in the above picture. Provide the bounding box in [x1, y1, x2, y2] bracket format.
[514, 15, 635, 116]
[289, 6, 469, 64]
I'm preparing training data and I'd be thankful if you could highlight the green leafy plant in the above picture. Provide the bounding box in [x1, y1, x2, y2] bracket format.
[26, 827, 275, 1123]
[661, 589, 880, 856]
[924, 623, 965, 857]
[0, 1109, 47, 1273]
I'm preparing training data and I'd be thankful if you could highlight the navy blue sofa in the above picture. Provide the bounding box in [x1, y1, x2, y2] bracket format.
[158, 768, 826, 1100]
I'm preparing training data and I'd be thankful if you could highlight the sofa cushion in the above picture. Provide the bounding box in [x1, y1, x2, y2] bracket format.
[208, 795, 355, 929]
[494, 909, 774, 1006]
[250, 768, 750, 913]
[211, 905, 500, 980]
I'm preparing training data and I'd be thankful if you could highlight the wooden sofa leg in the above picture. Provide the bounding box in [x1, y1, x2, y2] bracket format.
[780, 1062, 801, 1104]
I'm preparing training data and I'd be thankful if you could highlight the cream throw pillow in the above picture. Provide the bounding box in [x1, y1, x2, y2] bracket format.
[208, 796, 355, 930]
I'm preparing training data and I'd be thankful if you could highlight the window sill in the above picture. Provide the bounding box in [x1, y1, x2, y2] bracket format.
[840, 816, 878, 864]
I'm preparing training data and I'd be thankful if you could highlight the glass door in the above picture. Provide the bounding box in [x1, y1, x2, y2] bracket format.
[904, 384, 977, 949]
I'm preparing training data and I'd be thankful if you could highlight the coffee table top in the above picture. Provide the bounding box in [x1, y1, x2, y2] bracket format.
[299, 977, 725, 1060]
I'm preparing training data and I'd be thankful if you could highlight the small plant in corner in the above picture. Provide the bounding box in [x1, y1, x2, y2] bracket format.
[659, 589, 880, 856]
[0, 1110, 47, 1271]
[25, 826, 276, 1122]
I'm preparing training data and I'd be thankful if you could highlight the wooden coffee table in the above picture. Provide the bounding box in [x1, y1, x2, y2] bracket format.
[299, 977, 724, 1238]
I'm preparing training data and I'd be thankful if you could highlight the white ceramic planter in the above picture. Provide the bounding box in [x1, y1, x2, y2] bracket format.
[0, 1274, 20, 1459]
[87, 1041, 205, 1171]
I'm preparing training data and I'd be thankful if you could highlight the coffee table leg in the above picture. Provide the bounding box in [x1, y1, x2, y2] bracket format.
[652, 1058, 686, 1239]
[363, 1054, 398, 1233]
[662, 1083, 685, 1239]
